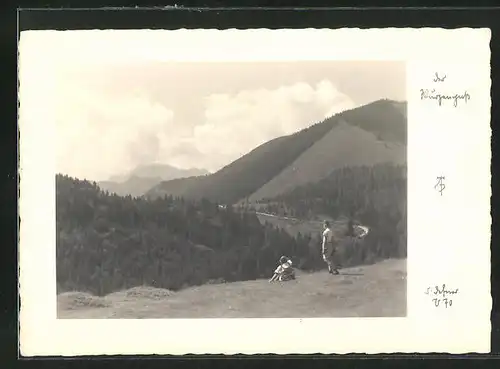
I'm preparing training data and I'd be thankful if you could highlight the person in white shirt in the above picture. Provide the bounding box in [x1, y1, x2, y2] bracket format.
[322, 221, 339, 275]
[269, 256, 295, 282]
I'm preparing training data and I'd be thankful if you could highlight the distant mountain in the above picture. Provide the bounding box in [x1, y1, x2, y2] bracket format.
[99, 164, 209, 197]
[130, 163, 209, 180]
[147, 99, 407, 203]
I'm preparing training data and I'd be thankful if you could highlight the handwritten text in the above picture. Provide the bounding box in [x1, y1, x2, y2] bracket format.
[420, 89, 471, 107]
[424, 284, 459, 308]
[419, 72, 471, 108]
[433, 72, 447, 82]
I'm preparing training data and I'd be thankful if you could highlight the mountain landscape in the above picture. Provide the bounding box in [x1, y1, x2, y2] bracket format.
[56, 98, 407, 318]
[98, 164, 209, 197]
[146, 99, 406, 204]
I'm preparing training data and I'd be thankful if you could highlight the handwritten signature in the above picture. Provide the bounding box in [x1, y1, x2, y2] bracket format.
[424, 284, 459, 308]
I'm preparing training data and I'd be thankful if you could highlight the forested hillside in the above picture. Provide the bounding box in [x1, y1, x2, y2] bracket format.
[339, 99, 407, 144]
[257, 163, 407, 261]
[57, 162, 406, 296]
[57, 174, 309, 296]
[147, 99, 406, 204]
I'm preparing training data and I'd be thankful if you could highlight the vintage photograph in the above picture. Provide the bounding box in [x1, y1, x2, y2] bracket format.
[42, 32, 408, 319]
[19, 26, 492, 355]
[49, 47, 407, 319]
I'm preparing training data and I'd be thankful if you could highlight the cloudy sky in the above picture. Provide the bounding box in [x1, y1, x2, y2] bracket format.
[19, 30, 406, 181]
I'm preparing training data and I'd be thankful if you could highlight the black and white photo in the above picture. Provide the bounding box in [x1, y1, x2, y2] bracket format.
[18, 27, 491, 355]
[48, 43, 408, 318]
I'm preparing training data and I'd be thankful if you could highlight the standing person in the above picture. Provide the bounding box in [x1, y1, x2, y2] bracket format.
[322, 221, 339, 275]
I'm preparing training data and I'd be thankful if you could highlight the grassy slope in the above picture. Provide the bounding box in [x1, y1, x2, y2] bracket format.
[247, 120, 406, 202]
[58, 258, 406, 318]
[391, 101, 408, 120]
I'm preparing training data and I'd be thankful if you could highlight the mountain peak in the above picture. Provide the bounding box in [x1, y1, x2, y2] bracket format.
[147, 98, 407, 203]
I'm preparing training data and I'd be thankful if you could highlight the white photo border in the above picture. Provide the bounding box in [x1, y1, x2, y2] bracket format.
[18, 27, 491, 355]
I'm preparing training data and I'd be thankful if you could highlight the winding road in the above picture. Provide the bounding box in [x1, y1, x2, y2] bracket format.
[254, 211, 370, 237]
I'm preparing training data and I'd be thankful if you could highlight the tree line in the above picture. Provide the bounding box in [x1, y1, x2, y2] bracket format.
[57, 174, 309, 295]
[56, 163, 406, 296]
[256, 163, 407, 263]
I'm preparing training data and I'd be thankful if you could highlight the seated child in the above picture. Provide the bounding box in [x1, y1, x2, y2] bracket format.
[269, 256, 296, 282]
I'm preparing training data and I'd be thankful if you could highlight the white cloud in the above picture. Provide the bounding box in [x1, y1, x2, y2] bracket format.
[55, 87, 175, 181]
[22, 38, 357, 181]
[192, 80, 356, 171]
[20, 30, 402, 181]
[19, 34, 178, 181]
[50, 78, 354, 180]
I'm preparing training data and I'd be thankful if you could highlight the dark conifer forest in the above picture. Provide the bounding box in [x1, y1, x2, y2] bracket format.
[56, 162, 406, 296]
[257, 163, 407, 262]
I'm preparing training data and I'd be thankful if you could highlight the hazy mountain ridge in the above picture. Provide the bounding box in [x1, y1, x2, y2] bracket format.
[147, 99, 407, 203]
[130, 163, 209, 179]
[98, 164, 209, 197]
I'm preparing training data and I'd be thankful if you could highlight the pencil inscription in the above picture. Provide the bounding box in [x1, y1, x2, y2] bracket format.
[424, 284, 459, 308]
[420, 72, 470, 107]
